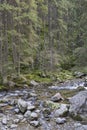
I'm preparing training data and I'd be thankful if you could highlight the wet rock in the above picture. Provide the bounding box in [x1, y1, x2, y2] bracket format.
[18, 99, 27, 113]
[54, 104, 68, 117]
[30, 80, 39, 86]
[30, 121, 40, 127]
[69, 91, 87, 115]
[24, 110, 31, 118]
[56, 117, 66, 124]
[30, 112, 38, 120]
[51, 93, 64, 102]
[2, 117, 7, 125]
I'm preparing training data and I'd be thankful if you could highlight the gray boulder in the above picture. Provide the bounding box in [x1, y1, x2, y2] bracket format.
[69, 91, 87, 115]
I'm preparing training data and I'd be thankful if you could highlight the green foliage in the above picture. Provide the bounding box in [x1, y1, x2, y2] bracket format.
[0, 0, 87, 85]
[59, 56, 75, 70]
[25, 71, 52, 83]
[53, 70, 73, 82]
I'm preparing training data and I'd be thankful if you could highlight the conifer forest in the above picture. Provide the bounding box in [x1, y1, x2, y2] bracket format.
[0, 1, 87, 130]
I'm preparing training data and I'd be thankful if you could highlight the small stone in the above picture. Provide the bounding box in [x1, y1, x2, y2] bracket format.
[14, 119, 20, 124]
[35, 110, 41, 113]
[10, 124, 18, 129]
[2, 118, 7, 125]
[21, 118, 26, 123]
[29, 92, 37, 97]
[17, 115, 23, 120]
[30, 121, 39, 127]
[23, 84, 28, 88]
[56, 117, 66, 124]
[27, 105, 36, 111]
[24, 111, 31, 118]
[30, 80, 39, 86]
[30, 112, 38, 120]
[51, 93, 64, 102]
[14, 108, 20, 114]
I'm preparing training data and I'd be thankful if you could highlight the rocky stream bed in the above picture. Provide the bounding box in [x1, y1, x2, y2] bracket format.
[0, 78, 87, 130]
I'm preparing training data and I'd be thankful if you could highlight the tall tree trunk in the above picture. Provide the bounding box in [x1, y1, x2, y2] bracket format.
[48, 0, 53, 70]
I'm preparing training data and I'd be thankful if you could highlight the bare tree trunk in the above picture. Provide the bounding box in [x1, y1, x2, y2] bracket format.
[48, 0, 53, 71]
[0, 8, 2, 76]
[2, 1, 8, 84]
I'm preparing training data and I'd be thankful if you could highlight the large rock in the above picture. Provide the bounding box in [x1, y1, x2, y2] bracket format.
[51, 93, 64, 102]
[69, 91, 87, 115]
[18, 99, 27, 113]
[54, 104, 68, 117]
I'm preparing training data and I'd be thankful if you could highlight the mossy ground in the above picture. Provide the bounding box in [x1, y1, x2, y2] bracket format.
[0, 70, 74, 90]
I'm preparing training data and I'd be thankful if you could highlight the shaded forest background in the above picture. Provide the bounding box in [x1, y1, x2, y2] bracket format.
[0, 0, 87, 84]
